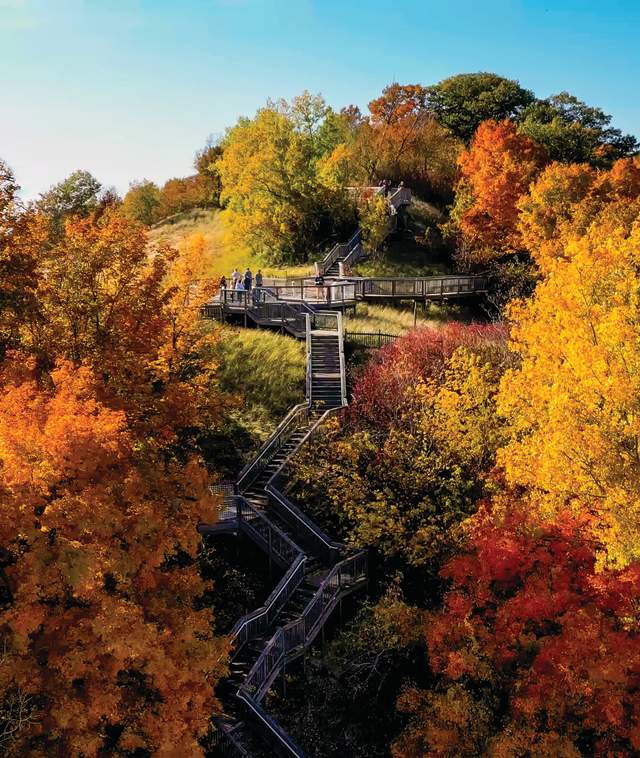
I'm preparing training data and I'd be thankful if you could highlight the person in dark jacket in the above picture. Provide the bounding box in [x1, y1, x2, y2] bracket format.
[243, 268, 253, 291]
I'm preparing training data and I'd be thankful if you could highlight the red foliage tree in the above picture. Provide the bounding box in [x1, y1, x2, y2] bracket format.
[394, 504, 640, 756]
[349, 323, 509, 428]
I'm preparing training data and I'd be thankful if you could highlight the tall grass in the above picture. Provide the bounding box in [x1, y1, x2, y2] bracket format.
[345, 303, 473, 335]
[213, 325, 306, 432]
[149, 208, 313, 279]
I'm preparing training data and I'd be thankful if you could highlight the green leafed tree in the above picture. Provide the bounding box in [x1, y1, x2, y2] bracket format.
[519, 91, 638, 166]
[122, 179, 162, 225]
[37, 169, 102, 234]
[425, 72, 535, 141]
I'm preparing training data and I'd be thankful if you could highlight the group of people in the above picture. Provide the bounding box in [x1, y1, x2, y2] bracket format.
[218, 268, 264, 301]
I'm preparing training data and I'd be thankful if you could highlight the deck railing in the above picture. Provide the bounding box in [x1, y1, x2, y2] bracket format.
[344, 330, 397, 349]
[356, 275, 488, 299]
[206, 276, 488, 322]
[209, 481, 238, 523]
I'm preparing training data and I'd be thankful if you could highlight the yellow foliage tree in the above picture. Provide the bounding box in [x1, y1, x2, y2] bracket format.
[518, 156, 640, 273]
[497, 215, 640, 566]
[217, 107, 350, 263]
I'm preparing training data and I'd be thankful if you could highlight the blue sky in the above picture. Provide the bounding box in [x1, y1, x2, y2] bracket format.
[1, 0, 639, 198]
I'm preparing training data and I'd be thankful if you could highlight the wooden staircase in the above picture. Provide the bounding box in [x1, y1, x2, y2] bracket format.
[201, 310, 365, 757]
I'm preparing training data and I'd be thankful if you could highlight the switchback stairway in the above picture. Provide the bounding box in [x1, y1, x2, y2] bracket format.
[200, 309, 365, 757]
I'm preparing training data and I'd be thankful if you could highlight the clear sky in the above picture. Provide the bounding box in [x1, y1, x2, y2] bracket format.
[1, 0, 639, 199]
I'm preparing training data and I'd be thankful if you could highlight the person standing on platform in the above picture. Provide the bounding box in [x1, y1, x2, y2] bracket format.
[234, 275, 245, 303]
[254, 269, 264, 304]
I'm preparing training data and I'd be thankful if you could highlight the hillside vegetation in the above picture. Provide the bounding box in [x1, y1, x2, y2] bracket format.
[149, 208, 314, 279]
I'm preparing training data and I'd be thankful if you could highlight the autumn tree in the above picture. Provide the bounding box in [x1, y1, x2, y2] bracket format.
[424, 73, 535, 141]
[0, 357, 228, 755]
[289, 324, 509, 580]
[122, 179, 162, 225]
[328, 83, 462, 201]
[217, 102, 352, 263]
[518, 156, 640, 272]
[0, 201, 229, 753]
[498, 215, 640, 567]
[393, 504, 640, 757]
[358, 193, 391, 254]
[447, 119, 546, 263]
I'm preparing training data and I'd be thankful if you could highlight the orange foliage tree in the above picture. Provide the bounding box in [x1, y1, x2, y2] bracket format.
[448, 119, 546, 264]
[518, 156, 640, 272]
[0, 358, 228, 755]
[343, 83, 462, 200]
[0, 202, 228, 754]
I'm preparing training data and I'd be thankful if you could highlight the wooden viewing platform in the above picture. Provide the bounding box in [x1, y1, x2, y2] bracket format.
[205, 274, 488, 319]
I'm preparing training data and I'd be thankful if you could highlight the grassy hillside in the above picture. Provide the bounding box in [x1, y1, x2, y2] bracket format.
[149, 208, 313, 279]
[345, 302, 475, 336]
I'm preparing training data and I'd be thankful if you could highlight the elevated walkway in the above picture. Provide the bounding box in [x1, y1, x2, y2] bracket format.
[202, 311, 361, 757]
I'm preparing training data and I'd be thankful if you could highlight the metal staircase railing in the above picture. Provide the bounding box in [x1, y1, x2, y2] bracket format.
[316, 229, 362, 276]
[203, 304, 363, 757]
[237, 403, 311, 492]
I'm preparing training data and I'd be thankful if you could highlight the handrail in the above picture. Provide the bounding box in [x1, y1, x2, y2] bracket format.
[236, 691, 304, 757]
[239, 550, 367, 703]
[237, 403, 310, 491]
[305, 313, 312, 403]
[234, 496, 301, 568]
[300, 550, 367, 645]
[207, 275, 487, 316]
[344, 330, 397, 348]
[336, 310, 347, 406]
[230, 552, 306, 652]
[210, 716, 252, 756]
[266, 407, 343, 566]
[387, 186, 412, 211]
[317, 228, 361, 276]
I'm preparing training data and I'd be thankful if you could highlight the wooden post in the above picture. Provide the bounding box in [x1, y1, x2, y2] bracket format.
[413, 300, 418, 326]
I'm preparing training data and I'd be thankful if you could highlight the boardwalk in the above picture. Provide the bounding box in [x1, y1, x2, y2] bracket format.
[203, 275, 488, 336]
